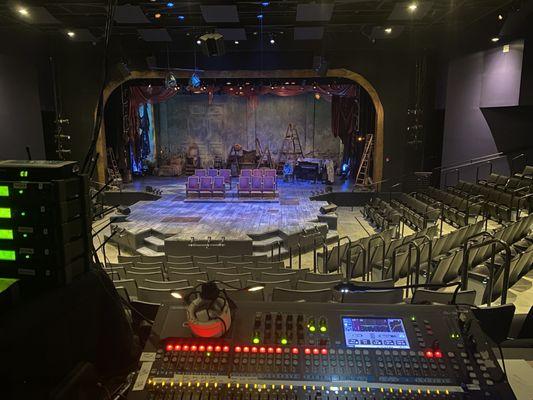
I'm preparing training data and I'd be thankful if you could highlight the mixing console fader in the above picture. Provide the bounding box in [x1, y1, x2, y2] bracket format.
[127, 302, 516, 399]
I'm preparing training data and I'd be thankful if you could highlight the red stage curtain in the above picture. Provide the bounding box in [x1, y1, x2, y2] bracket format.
[331, 95, 359, 144]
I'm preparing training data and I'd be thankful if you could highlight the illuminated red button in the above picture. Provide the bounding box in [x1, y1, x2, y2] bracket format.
[259, 347, 266, 353]
[304, 348, 311, 355]
[198, 345, 206, 352]
[190, 345, 198, 352]
[206, 345, 213, 352]
[312, 348, 320, 355]
[434, 350, 443, 358]
[425, 350, 434, 358]
[243, 346, 250, 353]
[251, 347, 258, 353]
[182, 345, 190, 352]
[275, 347, 282, 354]
[321, 349, 328, 355]
[291, 348, 299, 355]
[234, 346, 241, 353]
[267, 347, 274, 354]
[174, 344, 182, 351]
[223, 346, 230, 353]
[214, 345, 222, 352]
[166, 344, 174, 352]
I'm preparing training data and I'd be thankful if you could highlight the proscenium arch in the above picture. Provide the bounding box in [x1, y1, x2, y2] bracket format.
[97, 68, 384, 187]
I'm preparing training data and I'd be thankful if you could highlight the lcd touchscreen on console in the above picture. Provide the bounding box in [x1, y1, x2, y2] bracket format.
[342, 317, 410, 349]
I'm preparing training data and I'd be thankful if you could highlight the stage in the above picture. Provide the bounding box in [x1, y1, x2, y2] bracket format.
[109, 177, 344, 258]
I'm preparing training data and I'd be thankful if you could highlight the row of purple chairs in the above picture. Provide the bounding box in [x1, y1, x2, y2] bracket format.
[241, 169, 277, 178]
[237, 176, 277, 196]
[195, 169, 231, 182]
[186, 176, 225, 196]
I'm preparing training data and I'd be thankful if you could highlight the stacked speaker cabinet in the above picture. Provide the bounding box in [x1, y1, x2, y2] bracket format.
[0, 160, 91, 287]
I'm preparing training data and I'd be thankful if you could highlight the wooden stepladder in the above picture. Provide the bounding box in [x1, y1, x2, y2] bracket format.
[256, 138, 274, 169]
[277, 123, 304, 173]
[354, 134, 374, 188]
[106, 147, 123, 188]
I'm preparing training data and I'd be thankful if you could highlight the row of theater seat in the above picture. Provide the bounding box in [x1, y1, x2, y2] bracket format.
[363, 198, 401, 230]
[390, 193, 440, 230]
[416, 186, 483, 227]
[117, 253, 271, 266]
[449, 180, 532, 222]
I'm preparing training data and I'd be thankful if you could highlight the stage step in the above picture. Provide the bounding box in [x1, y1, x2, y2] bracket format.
[248, 229, 281, 241]
[253, 247, 289, 261]
[143, 236, 165, 252]
[252, 235, 285, 253]
[137, 246, 165, 257]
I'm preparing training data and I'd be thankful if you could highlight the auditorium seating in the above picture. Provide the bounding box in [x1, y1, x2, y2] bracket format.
[416, 187, 483, 226]
[363, 197, 401, 230]
[391, 193, 440, 229]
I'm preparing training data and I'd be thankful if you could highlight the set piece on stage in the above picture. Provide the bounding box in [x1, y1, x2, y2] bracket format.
[186, 169, 232, 197]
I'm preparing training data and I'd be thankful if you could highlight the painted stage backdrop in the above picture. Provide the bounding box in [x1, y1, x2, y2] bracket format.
[155, 93, 340, 167]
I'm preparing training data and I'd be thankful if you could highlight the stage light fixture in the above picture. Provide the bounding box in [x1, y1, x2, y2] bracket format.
[67, 31, 76, 38]
[491, 37, 499, 42]
[167, 2, 174, 7]
[270, 38, 275, 44]
[196, 39, 202, 45]
[165, 72, 178, 89]
[314, 93, 321, 100]
[189, 73, 201, 88]
[262, 2, 270, 6]
[17, 7, 29, 16]
[257, 14, 264, 19]
[408, 3, 418, 12]
[155, 13, 161, 19]
[498, 14, 503, 20]
[234, 40, 239, 44]
[385, 27, 392, 34]
[178, 15, 185, 20]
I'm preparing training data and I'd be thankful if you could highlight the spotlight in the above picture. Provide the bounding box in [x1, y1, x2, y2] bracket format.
[155, 13, 161, 19]
[167, 2, 174, 7]
[17, 7, 29, 16]
[234, 40, 239, 44]
[384, 27, 392, 34]
[196, 39, 202, 45]
[257, 14, 264, 19]
[178, 15, 185, 20]
[67, 31, 76, 38]
[261, 1, 270, 6]
[491, 37, 499, 42]
[498, 14, 503, 20]
[270, 38, 275, 44]
[314, 93, 321, 100]
[226, 81, 232, 85]
[408, 3, 418, 12]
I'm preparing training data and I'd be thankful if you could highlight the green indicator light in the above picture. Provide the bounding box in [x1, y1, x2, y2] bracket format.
[18, 189, 24, 195]
[0, 208, 12, 219]
[23, 233, 28, 238]
[308, 325, 316, 333]
[20, 211, 26, 217]
[206, 352, 211, 357]
[319, 325, 327, 333]
[0, 186, 9, 197]
[20, 170, 28, 178]
[410, 316, 416, 321]
[0, 229, 13, 240]
[280, 338, 288, 345]
[0, 250, 16, 261]
[25, 255, 30, 259]
[252, 337, 260, 344]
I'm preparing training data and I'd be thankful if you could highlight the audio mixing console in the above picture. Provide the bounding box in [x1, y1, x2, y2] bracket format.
[127, 302, 516, 399]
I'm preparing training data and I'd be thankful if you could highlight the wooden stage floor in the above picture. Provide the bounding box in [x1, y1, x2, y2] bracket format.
[113, 177, 332, 240]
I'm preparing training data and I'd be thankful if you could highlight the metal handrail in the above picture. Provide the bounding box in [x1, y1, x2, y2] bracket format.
[337, 236, 352, 276]
[405, 241, 421, 296]
[461, 238, 512, 305]
[367, 235, 386, 277]
[416, 235, 433, 284]
[346, 243, 367, 281]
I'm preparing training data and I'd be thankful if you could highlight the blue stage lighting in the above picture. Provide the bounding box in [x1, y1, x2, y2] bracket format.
[178, 15, 185, 20]
[261, 2, 270, 6]
[166, 2, 174, 8]
[189, 73, 201, 88]
[342, 163, 349, 173]
[257, 14, 263, 19]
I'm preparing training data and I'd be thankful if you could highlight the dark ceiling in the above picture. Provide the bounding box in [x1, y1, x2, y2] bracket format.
[0, 1, 516, 44]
